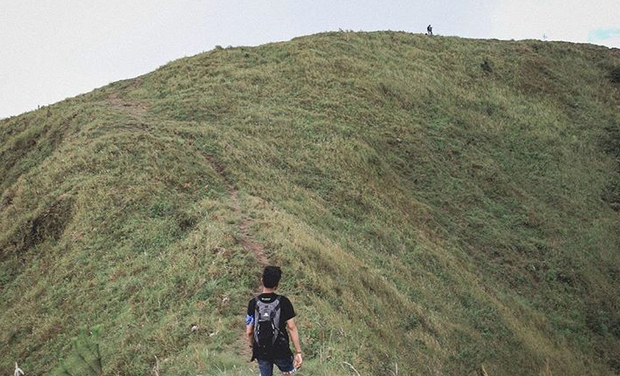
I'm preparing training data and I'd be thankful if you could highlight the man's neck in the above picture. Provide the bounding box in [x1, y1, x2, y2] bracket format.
[262, 287, 276, 294]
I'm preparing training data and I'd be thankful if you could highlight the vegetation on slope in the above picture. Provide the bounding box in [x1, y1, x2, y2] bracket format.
[1, 31, 620, 375]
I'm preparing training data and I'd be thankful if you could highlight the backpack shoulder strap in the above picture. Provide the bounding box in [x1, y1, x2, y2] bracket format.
[272, 296, 282, 334]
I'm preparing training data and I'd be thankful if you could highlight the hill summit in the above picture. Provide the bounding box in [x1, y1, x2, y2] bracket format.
[1, 31, 620, 375]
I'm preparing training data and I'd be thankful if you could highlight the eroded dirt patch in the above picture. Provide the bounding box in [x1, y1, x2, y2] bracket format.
[1, 194, 74, 259]
[107, 94, 150, 118]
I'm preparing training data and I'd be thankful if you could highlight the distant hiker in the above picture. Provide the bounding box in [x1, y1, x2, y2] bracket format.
[246, 266, 302, 375]
[427, 24, 433, 36]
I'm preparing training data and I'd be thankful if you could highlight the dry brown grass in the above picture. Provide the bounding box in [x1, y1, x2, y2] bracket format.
[540, 359, 553, 376]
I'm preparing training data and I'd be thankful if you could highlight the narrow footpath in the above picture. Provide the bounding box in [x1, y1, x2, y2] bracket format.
[204, 155, 270, 361]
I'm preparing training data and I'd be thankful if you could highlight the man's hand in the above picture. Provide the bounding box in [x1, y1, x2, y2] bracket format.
[286, 318, 303, 370]
[294, 353, 303, 369]
[245, 323, 254, 347]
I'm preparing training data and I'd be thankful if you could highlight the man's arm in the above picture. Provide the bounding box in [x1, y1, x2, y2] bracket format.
[246, 323, 254, 347]
[246, 299, 255, 349]
[286, 318, 303, 369]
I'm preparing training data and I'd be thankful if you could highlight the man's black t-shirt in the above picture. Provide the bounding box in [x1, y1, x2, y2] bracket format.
[247, 293, 295, 359]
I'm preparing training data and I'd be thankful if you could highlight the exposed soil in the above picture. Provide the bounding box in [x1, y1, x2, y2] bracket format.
[204, 155, 270, 362]
[1, 195, 74, 261]
[107, 94, 149, 118]
[205, 155, 269, 267]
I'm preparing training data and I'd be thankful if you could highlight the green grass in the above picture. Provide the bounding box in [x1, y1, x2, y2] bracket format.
[1, 31, 620, 375]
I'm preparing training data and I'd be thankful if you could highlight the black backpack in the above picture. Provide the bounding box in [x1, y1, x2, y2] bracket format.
[253, 296, 284, 353]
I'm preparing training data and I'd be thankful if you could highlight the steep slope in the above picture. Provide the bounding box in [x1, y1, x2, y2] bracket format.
[1, 32, 619, 376]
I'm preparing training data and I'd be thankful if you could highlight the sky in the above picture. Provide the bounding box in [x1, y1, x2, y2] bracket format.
[1, 0, 619, 119]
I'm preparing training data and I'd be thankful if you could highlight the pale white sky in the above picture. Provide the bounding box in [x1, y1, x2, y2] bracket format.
[1, 0, 619, 119]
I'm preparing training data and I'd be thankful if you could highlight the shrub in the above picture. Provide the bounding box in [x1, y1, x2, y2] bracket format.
[481, 59, 494, 73]
[610, 67, 620, 83]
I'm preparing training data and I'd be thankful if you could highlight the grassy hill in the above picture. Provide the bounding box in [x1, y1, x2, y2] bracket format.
[1, 31, 619, 376]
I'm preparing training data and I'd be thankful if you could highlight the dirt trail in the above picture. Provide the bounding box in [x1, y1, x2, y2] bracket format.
[107, 84, 264, 363]
[205, 155, 269, 268]
[107, 91, 269, 270]
[205, 155, 270, 362]
[107, 93, 149, 118]
[107, 92, 268, 272]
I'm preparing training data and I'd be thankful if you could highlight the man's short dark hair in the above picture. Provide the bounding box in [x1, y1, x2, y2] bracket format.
[262, 266, 282, 288]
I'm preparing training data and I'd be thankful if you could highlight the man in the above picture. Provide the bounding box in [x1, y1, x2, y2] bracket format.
[246, 266, 303, 375]
[427, 24, 433, 36]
